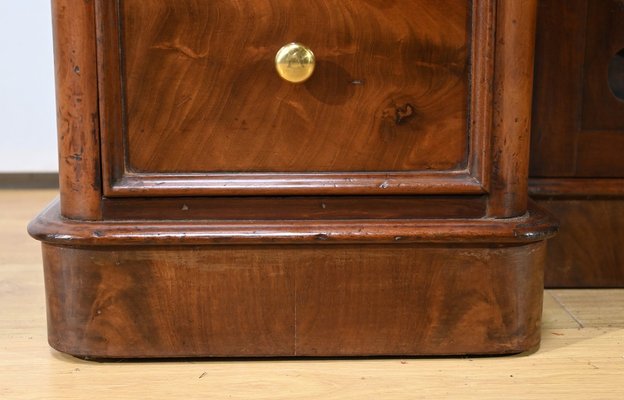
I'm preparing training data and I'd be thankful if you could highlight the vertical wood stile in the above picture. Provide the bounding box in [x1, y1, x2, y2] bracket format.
[52, 0, 102, 219]
[488, 0, 538, 217]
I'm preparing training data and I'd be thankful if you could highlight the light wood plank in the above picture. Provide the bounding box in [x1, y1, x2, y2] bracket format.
[1, 189, 623, 400]
[542, 291, 581, 329]
[551, 289, 624, 327]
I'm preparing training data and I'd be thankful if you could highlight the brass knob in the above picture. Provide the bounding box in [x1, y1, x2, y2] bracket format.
[275, 43, 315, 83]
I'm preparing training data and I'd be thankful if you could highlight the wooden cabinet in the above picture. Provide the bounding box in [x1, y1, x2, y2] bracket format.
[531, 0, 624, 177]
[530, 0, 624, 287]
[100, 0, 488, 199]
[29, 0, 556, 357]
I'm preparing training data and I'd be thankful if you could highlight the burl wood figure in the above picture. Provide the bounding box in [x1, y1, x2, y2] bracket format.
[29, 0, 556, 357]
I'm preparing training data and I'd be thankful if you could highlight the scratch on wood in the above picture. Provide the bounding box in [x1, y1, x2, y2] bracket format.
[152, 42, 209, 59]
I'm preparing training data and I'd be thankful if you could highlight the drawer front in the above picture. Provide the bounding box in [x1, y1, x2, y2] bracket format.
[98, 0, 494, 196]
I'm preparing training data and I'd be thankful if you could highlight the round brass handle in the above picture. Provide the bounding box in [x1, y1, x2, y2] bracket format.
[275, 42, 315, 83]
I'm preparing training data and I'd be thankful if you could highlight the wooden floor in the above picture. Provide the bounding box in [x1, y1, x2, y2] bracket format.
[1, 189, 623, 399]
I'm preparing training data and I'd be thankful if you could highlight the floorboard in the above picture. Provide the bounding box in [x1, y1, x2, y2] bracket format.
[1, 189, 622, 399]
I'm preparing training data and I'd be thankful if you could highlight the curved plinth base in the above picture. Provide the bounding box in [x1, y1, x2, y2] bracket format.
[30, 201, 557, 358]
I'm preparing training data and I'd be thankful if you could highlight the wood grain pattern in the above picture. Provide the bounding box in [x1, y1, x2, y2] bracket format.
[101, 195, 488, 220]
[33, 1, 548, 358]
[295, 242, 545, 356]
[530, 0, 624, 178]
[105, 170, 486, 196]
[535, 198, 624, 288]
[529, 178, 624, 197]
[529, 0, 624, 287]
[42, 244, 296, 357]
[529, 0, 587, 176]
[576, 130, 624, 177]
[29, 199, 557, 247]
[41, 241, 546, 358]
[51, 0, 102, 219]
[487, 0, 537, 217]
[31, 196, 556, 357]
[95, 0, 502, 198]
[580, 0, 624, 131]
[120, 0, 470, 173]
[5, 190, 624, 399]
[574, 0, 624, 177]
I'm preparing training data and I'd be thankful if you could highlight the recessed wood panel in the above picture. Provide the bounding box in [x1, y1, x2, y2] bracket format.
[535, 198, 624, 288]
[580, 0, 624, 131]
[120, 0, 470, 173]
[531, 0, 624, 177]
[95, 0, 495, 197]
[101, 195, 488, 221]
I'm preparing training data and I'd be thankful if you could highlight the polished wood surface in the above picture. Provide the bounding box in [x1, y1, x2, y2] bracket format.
[42, 241, 545, 357]
[49, 0, 540, 217]
[119, 0, 470, 173]
[535, 198, 624, 288]
[35, 0, 549, 358]
[576, 0, 624, 176]
[529, 0, 624, 287]
[530, 178, 624, 197]
[29, 200, 556, 247]
[104, 170, 487, 197]
[580, 0, 624, 132]
[30, 198, 555, 357]
[101, 195, 488, 220]
[52, 0, 102, 219]
[531, 0, 624, 177]
[529, 0, 586, 176]
[487, 0, 537, 217]
[96, 0, 498, 197]
[4, 190, 623, 398]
